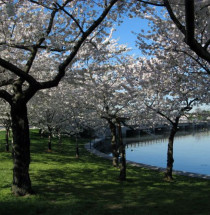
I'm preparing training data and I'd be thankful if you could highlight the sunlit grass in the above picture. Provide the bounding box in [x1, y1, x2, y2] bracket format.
[0, 129, 210, 215]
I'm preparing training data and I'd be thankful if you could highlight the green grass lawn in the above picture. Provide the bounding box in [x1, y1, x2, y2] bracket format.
[0, 130, 210, 215]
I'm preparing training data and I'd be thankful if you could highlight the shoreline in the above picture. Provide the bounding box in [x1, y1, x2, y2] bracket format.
[84, 140, 210, 180]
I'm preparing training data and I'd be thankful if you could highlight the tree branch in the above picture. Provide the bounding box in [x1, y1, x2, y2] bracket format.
[173, 48, 210, 74]
[25, 6, 58, 74]
[28, 0, 54, 10]
[0, 42, 32, 51]
[136, 0, 165, 6]
[39, 0, 118, 90]
[56, 3, 85, 34]
[204, 39, 210, 50]
[185, 0, 195, 44]
[163, 0, 186, 35]
[0, 58, 40, 87]
[156, 110, 174, 125]
[145, 103, 174, 125]
[0, 79, 14, 87]
[163, 0, 210, 64]
[0, 90, 12, 104]
[188, 97, 198, 106]
[178, 98, 198, 118]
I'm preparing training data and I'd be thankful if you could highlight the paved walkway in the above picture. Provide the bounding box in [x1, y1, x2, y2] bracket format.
[85, 140, 210, 180]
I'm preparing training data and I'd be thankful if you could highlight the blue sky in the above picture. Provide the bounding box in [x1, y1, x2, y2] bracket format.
[112, 17, 149, 56]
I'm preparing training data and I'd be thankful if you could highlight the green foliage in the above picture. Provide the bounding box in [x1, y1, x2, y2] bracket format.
[0, 130, 210, 215]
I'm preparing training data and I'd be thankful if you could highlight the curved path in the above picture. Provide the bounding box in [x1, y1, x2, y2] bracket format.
[85, 140, 210, 180]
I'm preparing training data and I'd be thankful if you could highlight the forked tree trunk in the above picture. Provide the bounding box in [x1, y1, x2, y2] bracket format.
[11, 102, 33, 196]
[109, 122, 119, 167]
[165, 123, 178, 181]
[118, 122, 126, 181]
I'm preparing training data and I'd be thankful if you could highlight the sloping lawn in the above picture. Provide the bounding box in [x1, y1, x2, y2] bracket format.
[0, 130, 210, 215]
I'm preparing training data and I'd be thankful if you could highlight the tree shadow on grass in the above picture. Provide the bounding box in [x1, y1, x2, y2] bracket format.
[28, 160, 210, 215]
[1, 132, 210, 215]
[1, 164, 210, 215]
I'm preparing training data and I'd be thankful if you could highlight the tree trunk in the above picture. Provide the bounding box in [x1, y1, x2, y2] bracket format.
[109, 122, 119, 167]
[5, 127, 9, 152]
[39, 129, 43, 138]
[58, 133, 62, 144]
[48, 133, 52, 152]
[75, 136, 79, 158]
[11, 102, 33, 196]
[118, 122, 126, 181]
[164, 124, 178, 181]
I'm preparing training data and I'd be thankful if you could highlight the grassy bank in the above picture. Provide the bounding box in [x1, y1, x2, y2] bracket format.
[0, 130, 210, 215]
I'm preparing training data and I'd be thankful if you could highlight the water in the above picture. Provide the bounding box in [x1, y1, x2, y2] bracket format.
[125, 130, 210, 175]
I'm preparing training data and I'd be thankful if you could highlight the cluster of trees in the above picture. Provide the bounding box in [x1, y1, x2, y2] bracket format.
[0, 0, 209, 196]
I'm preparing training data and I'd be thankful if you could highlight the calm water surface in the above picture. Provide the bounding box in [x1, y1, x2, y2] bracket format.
[126, 130, 210, 175]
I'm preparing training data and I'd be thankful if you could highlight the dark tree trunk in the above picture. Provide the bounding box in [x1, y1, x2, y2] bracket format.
[11, 102, 33, 196]
[118, 122, 126, 181]
[39, 129, 43, 138]
[58, 133, 62, 144]
[89, 138, 92, 149]
[75, 136, 79, 158]
[5, 127, 10, 152]
[48, 133, 52, 152]
[165, 123, 178, 181]
[9, 128, 11, 137]
[109, 122, 119, 167]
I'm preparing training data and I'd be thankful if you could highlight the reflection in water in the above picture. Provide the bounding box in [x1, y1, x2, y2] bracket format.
[126, 130, 210, 175]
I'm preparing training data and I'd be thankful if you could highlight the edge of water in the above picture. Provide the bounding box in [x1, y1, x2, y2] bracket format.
[84, 140, 210, 180]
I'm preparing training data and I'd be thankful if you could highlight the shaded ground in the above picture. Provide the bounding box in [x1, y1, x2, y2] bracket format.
[0, 130, 210, 215]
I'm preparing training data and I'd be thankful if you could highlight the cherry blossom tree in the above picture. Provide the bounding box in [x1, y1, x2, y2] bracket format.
[58, 86, 101, 158]
[134, 0, 210, 66]
[29, 89, 70, 151]
[137, 56, 210, 180]
[163, 0, 210, 64]
[133, 1, 210, 180]
[68, 35, 140, 180]
[29, 80, 104, 157]
[0, 0, 124, 196]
